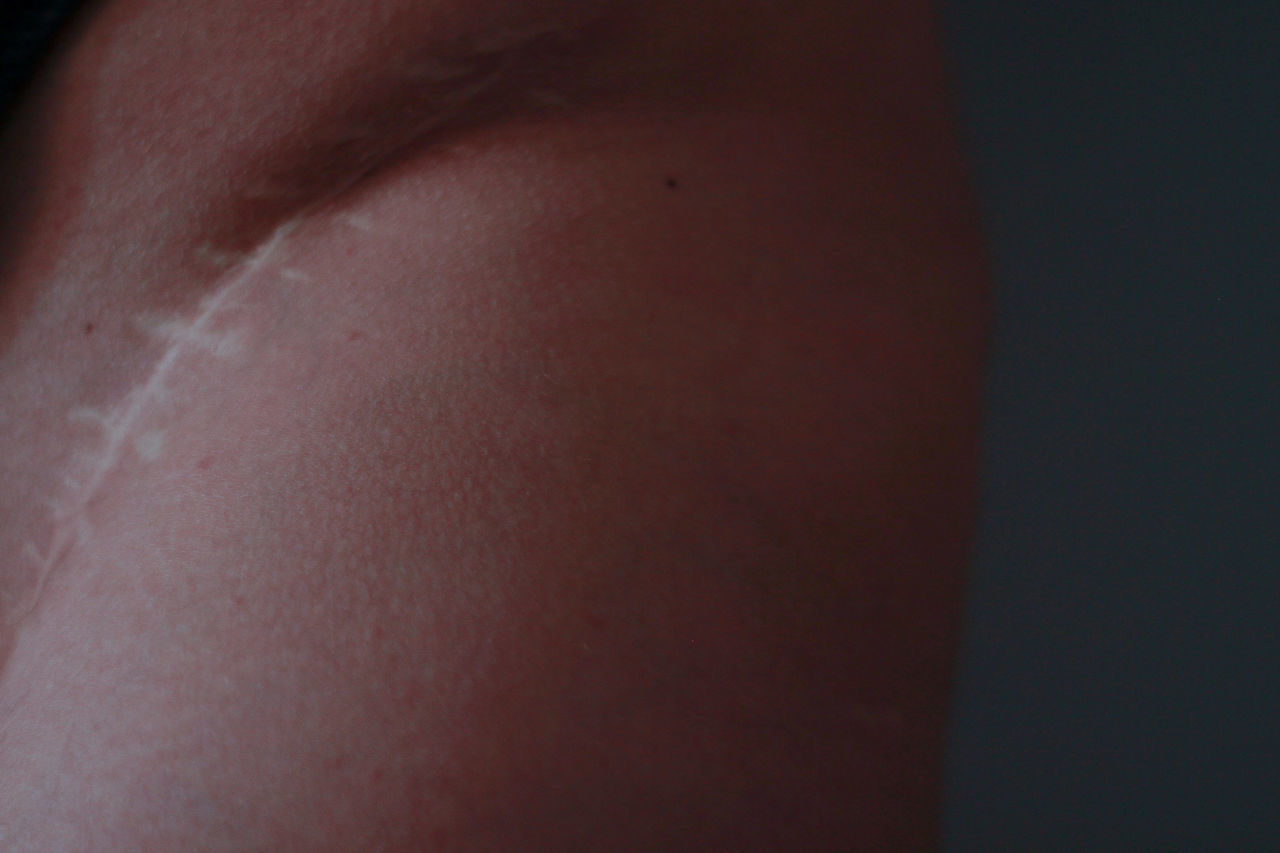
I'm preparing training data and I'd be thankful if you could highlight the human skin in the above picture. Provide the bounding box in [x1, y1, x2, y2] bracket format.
[0, 0, 990, 849]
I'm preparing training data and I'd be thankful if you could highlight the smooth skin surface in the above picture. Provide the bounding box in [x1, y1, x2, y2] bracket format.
[0, 0, 990, 849]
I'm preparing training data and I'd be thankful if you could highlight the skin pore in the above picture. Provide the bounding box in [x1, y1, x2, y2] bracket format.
[0, 0, 989, 849]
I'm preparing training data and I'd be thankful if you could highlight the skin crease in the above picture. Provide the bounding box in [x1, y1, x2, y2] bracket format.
[0, 0, 990, 850]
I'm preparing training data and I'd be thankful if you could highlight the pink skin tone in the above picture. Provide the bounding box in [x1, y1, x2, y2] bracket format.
[0, 0, 989, 849]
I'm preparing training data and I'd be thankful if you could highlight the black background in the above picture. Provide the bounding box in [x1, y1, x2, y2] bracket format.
[940, 2, 1280, 849]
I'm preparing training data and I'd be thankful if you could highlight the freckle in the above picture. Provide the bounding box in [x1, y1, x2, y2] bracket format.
[666, 177, 678, 189]
[85, 322, 95, 334]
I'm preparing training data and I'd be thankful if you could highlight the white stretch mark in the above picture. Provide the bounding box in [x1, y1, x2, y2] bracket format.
[133, 430, 166, 462]
[18, 220, 299, 618]
[18, 44, 510, 619]
[281, 268, 312, 283]
[195, 245, 244, 269]
[205, 330, 244, 359]
[75, 517, 94, 550]
[68, 407, 111, 427]
[132, 314, 245, 359]
[338, 213, 375, 232]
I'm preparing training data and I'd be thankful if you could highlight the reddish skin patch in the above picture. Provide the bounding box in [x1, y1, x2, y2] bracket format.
[84, 322, 95, 334]
[347, 330, 364, 342]
[196, 456, 216, 470]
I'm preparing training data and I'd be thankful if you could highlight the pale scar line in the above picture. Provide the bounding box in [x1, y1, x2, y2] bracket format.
[132, 311, 246, 359]
[337, 212, 376, 232]
[132, 430, 167, 462]
[16, 221, 298, 618]
[11, 26, 555, 622]
[194, 244, 243, 269]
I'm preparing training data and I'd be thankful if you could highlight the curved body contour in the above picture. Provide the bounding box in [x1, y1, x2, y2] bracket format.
[0, 0, 990, 849]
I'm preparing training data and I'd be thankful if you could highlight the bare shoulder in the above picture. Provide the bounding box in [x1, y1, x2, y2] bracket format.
[0, 1, 988, 849]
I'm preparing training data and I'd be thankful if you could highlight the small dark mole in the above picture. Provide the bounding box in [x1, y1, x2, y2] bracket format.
[666, 177, 679, 189]
[84, 322, 95, 334]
